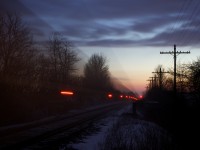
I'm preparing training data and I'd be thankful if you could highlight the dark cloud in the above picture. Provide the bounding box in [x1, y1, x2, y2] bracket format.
[149, 28, 200, 47]
[0, 0, 26, 14]
[130, 15, 174, 32]
[15, 0, 180, 21]
[62, 21, 128, 41]
[0, 0, 55, 42]
[1, 0, 200, 47]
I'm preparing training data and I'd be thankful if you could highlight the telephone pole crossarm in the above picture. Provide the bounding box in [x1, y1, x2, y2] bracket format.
[161, 51, 190, 55]
[160, 51, 173, 54]
[160, 45, 190, 97]
[176, 51, 190, 54]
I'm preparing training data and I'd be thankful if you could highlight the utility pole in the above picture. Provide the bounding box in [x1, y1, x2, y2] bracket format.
[153, 74, 159, 88]
[160, 45, 190, 96]
[152, 67, 170, 89]
[146, 84, 149, 91]
[147, 79, 152, 89]
[149, 77, 155, 88]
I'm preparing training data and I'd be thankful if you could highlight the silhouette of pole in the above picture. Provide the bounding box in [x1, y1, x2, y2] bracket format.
[160, 45, 190, 97]
[147, 79, 152, 89]
[153, 74, 159, 87]
[149, 77, 154, 88]
[152, 67, 170, 89]
[174, 45, 176, 96]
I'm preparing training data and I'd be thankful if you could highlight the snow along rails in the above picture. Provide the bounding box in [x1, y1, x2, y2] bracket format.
[0, 101, 128, 149]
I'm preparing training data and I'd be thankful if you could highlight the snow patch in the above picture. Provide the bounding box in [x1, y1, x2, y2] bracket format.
[60, 104, 132, 150]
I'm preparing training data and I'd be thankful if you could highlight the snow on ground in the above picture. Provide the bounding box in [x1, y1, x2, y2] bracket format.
[61, 103, 173, 150]
[60, 104, 132, 150]
[99, 118, 173, 150]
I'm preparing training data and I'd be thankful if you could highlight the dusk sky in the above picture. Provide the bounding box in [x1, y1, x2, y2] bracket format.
[1, 0, 200, 94]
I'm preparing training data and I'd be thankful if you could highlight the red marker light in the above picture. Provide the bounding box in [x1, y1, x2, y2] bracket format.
[60, 91, 74, 96]
[108, 94, 113, 98]
[132, 97, 138, 100]
[120, 95, 123, 98]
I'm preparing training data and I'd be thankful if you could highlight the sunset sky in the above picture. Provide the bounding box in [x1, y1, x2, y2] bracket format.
[1, 0, 200, 94]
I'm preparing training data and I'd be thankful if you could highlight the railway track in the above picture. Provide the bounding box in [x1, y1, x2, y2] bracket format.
[0, 101, 128, 149]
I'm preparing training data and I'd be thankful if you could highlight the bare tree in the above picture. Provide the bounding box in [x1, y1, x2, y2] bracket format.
[47, 32, 80, 86]
[0, 13, 36, 92]
[163, 77, 173, 91]
[31, 53, 51, 92]
[188, 57, 200, 100]
[83, 54, 113, 91]
[176, 63, 190, 93]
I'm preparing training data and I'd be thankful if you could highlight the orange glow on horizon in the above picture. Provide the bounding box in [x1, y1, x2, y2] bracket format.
[60, 91, 74, 96]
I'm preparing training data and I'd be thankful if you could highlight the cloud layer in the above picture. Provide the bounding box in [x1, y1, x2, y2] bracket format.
[1, 0, 200, 47]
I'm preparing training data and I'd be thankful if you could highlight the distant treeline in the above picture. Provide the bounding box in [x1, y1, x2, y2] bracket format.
[145, 60, 200, 104]
[0, 13, 124, 125]
[0, 13, 116, 95]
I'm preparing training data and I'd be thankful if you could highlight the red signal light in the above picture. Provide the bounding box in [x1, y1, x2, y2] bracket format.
[60, 91, 74, 96]
[108, 94, 113, 98]
[120, 95, 123, 98]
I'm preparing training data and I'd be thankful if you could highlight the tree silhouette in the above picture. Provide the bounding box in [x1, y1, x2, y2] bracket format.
[188, 57, 200, 101]
[0, 13, 36, 92]
[47, 32, 80, 86]
[83, 54, 112, 91]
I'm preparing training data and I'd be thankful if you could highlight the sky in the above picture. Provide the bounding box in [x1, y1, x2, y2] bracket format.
[1, 0, 200, 94]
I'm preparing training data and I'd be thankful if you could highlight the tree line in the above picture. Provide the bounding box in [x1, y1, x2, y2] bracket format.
[0, 13, 113, 95]
[0, 13, 118, 125]
[146, 59, 200, 103]
[144, 56, 200, 150]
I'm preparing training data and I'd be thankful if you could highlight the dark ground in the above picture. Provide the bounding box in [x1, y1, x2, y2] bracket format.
[136, 95, 200, 150]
